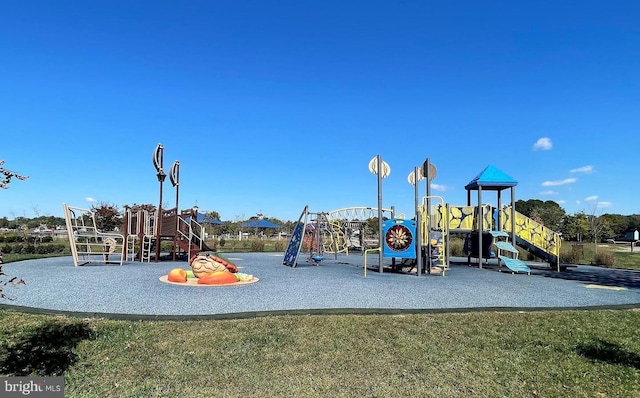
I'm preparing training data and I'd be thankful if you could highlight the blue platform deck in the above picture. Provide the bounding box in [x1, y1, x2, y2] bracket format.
[1, 253, 639, 319]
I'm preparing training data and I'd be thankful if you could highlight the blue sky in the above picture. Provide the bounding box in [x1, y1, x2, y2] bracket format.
[1, 1, 639, 222]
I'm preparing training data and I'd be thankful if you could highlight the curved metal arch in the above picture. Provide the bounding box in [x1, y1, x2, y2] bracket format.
[326, 207, 394, 222]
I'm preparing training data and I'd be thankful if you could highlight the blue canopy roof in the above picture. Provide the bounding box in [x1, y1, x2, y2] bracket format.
[185, 213, 223, 225]
[242, 219, 281, 229]
[464, 165, 518, 191]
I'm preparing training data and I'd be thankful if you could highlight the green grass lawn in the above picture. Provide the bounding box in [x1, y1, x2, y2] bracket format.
[566, 243, 640, 270]
[614, 252, 640, 270]
[1, 309, 639, 397]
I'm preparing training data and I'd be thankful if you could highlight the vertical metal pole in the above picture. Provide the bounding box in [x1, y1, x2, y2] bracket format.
[445, 203, 450, 268]
[154, 144, 166, 263]
[478, 187, 483, 269]
[511, 187, 517, 248]
[425, 158, 432, 272]
[317, 214, 322, 256]
[496, 190, 501, 231]
[466, 188, 471, 265]
[170, 161, 180, 262]
[377, 154, 384, 273]
[415, 166, 422, 276]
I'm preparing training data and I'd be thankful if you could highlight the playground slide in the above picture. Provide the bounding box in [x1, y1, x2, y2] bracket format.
[429, 205, 561, 269]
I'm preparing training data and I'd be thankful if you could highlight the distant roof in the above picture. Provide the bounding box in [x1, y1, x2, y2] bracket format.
[465, 165, 518, 191]
[242, 219, 281, 229]
[185, 213, 223, 225]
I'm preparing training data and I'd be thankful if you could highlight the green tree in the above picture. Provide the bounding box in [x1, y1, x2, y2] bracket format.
[600, 214, 628, 238]
[204, 210, 221, 221]
[515, 199, 565, 230]
[221, 220, 238, 237]
[515, 199, 543, 218]
[365, 217, 380, 238]
[560, 212, 589, 242]
[627, 214, 640, 231]
[198, 210, 223, 237]
[91, 202, 122, 232]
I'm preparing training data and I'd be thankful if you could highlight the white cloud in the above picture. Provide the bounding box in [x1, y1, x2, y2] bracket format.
[431, 183, 447, 191]
[556, 200, 566, 204]
[597, 201, 613, 208]
[533, 137, 552, 151]
[539, 190, 557, 195]
[85, 197, 97, 203]
[585, 196, 598, 202]
[570, 165, 594, 174]
[541, 178, 576, 186]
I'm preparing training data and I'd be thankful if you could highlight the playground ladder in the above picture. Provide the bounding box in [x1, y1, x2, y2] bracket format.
[141, 210, 157, 262]
[125, 208, 141, 262]
[423, 196, 449, 275]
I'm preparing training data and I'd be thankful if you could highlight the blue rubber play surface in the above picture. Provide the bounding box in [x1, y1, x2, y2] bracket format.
[2, 253, 639, 319]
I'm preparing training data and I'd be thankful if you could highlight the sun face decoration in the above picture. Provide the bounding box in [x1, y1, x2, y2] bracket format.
[385, 224, 412, 252]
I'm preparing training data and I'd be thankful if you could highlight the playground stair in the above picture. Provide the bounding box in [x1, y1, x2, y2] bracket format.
[175, 209, 216, 260]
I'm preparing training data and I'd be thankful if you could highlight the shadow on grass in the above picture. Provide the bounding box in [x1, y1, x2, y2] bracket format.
[576, 339, 640, 369]
[0, 320, 95, 376]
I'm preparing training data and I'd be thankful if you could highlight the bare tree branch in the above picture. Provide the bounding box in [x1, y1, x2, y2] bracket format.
[0, 160, 29, 189]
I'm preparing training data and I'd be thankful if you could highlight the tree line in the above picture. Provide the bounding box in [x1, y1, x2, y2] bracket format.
[515, 199, 640, 242]
[2, 159, 638, 243]
[2, 199, 638, 245]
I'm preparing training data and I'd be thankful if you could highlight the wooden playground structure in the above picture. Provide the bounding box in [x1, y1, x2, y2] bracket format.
[63, 144, 213, 266]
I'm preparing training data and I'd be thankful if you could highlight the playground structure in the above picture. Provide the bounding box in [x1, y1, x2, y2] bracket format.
[426, 203, 561, 272]
[281, 202, 449, 274]
[64, 144, 214, 266]
[283, 160, 562, 275]
[278, 202, 442, 275]
[122, 204, 213, 262]
[63, 146, 559, 271]
[282, 206, 395, 267]
[122, 144, 215, 262]
[418, 165, 560, 273]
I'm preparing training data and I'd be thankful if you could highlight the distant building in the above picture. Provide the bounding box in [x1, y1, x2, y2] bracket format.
[624, 229, 639, 242]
